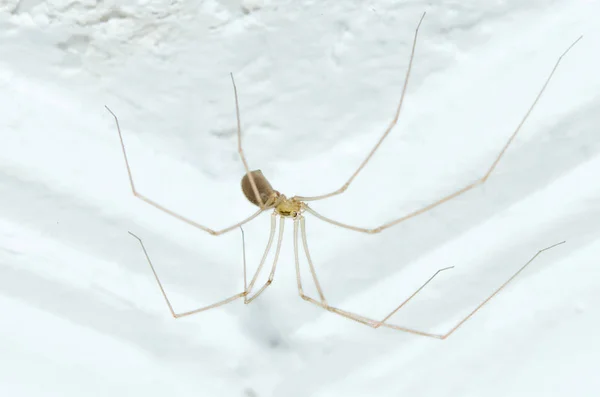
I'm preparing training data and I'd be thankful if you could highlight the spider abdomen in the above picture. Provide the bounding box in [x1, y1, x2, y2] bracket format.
[241, 170, 279, 207]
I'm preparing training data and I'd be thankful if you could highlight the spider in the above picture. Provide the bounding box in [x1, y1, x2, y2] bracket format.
[105, 13, 579, 339]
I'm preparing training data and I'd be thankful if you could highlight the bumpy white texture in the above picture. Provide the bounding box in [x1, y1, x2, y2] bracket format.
[1, 1, 599, 396]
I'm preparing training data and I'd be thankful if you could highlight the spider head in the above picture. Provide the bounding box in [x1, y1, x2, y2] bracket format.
[275, 197, 303, 218]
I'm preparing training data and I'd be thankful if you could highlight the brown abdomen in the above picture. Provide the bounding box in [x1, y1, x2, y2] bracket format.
[241, 170, 276, 207]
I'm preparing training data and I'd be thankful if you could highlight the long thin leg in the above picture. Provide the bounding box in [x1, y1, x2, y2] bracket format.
[245, 215, 286, 303]
[105, 106, 264, 236]
[293, 217, 445, 336]
[240, 226, 248, 292]
[299, 217, 327, 304]
[230, 74, 267, 210]
[428, 240, 565, 338]
[292, 12, 426, 202]
[245, 213, 277, 294]
[294, 219, 565, 338]
[293, 218, 381, 328]
[130, 212, 283, 317]
[128, 231, 248, 318]
[303, 36, 583, 234]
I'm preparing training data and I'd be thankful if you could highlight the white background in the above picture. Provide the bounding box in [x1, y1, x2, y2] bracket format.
[1, 0, 599, 396]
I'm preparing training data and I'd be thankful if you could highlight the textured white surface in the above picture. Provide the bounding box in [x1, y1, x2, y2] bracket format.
[1, 1, 599, 396]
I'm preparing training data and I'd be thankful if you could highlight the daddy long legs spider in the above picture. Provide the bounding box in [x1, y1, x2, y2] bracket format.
[106, 13, 580, 339]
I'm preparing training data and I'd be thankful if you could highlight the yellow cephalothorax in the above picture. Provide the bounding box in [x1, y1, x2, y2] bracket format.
[274, 196, 303, 218]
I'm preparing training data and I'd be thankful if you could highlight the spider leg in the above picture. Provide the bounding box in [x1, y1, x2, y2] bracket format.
[299, 216, 327, 304]
[244, 214, 285, 304]
[292, 12, 426, 202]
[294, 217, 565, 338]
[293, 216, 443, 337]
[105, 106, 264, 236]
[230, 73, 267, 210]
[303, 35, 583, 234]
[128, 231, 248, 318]
[130, 212, 284, 317]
